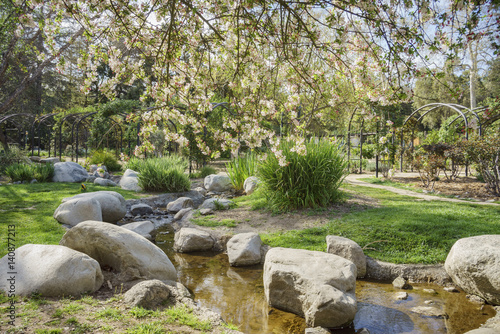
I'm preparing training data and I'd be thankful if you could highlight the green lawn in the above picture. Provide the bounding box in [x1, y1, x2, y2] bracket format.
[0, 183, 142, 258]
[1, 182, 499, 265]
[261, 185, 500, 264]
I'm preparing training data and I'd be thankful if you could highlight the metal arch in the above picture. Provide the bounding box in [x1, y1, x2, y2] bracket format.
[58, 113, 86, 160]
[402, 103, 469, 129]
[72, 112, 98, 163]
[400, 103, 474, 173]
[83, 116, 125, 158]
[448, 106, 487, 135]
[0, 113, 36, 124]
[68, 112, 96, 162]
[483, 113, 500, 127]
[347, 108, 360, 172]
[30, 113, 57, 157]
[125, 106, 180, 156]
[0, 114, 37, 149]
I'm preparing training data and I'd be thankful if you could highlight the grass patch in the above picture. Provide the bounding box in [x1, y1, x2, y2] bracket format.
[191, 214, 239, 228]
[125, 322, 167, 334]
[163, 305, 212, 331]
[35, 330, 62, 334]
[189, 165, 217, 178]
[0, 183, 142, 257]
[261, 184, 500, 264]
[95, 307, 124, 320]
[0, 293, 226, 334]
[222, 321, 239, 330]
[129, 306, 159, 319]
[359, 177, 418, 188]
[231, 188, 268, 210]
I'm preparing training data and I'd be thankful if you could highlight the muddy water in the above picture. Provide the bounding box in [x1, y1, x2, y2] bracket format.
[156, 226, 496, 334]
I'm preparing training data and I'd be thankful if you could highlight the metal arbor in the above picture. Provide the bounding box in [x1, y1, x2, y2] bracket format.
[399, 103, 485, 174]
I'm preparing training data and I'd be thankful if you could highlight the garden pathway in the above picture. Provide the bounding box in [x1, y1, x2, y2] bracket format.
[344, 173, 500, 206]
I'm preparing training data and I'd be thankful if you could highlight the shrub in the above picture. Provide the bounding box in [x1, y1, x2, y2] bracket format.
[258, 138, 348, 212]
[226, 151, 258, 191]
[5, 163, 54, 182]
[126, 156, 191, 192]
[189, 165, 218, 179]
[87, 150, 122, 171]
[199, 165, 217, 178]
[456, 135, 500, 196]
[0, 146, 30, 173]
[412, 146, 446, 190]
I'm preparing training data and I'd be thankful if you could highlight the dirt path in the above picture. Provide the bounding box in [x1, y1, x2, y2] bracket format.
[344, 173, 500, 206]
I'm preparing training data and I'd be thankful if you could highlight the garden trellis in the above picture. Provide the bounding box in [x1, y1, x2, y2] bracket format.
[400, 103, 485, 175]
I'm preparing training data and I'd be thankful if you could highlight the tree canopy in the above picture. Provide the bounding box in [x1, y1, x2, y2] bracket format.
[1, 0, 499, 160]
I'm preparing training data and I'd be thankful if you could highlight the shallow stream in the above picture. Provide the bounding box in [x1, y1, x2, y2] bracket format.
[155, 224, 496, 334]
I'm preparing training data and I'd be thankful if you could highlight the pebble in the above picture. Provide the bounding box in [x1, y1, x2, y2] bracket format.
[392, 276, 411, 290]
[411, 306, 448, 319]
[423, 289, 437, 294]
[444, 286, 459, 293]
[467, 294, 486, 304]
[200, 208, 214, 215]
[395, 292, 408, 300]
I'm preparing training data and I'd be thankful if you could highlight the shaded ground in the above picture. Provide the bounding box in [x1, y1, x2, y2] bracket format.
[391, 175, 500, 201]
[191, 172, 499, 237]
[202, 191, 381, 234]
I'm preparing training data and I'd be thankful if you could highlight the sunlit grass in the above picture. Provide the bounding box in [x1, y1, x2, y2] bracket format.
[261, 184, 500, 264]
[0, 183, 141, 257]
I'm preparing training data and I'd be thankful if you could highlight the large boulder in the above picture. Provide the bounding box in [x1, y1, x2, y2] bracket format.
[123, 279, 171, 309]
[227, 233, 262, 266]
[0, 244, 103, 297]
[243, 176, 259, 195]
[264, 247, 357, 328]
[53, 197, 103, 227]
[130, 203, 153, 216]
[326, 235, 366, 278]
[121, 221, 155, 240]
[94, 178, 117, 187]
[173, 208, 193, 222]
[445, 235, 500, 305]
[60, 221, 177, 282]
[204, 174, 233, 192]
[173, 228, 215, 253]
[120, 169, 142, 192]
[52, 161, 89, 183]
[166, 197, 194, 213]
[59, 191, 127, 223]
[199, 198, 233, 211]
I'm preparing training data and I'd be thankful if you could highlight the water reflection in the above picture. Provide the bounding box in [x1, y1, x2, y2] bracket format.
[156, 225, 495, 334]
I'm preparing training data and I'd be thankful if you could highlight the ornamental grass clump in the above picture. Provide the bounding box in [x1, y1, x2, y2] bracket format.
[87, 150, 122, 172]
[226, 151, 258, 191]
[258, 139, 348, 212]
[126, 155, 191, 192]
[5, 163, 55, 182]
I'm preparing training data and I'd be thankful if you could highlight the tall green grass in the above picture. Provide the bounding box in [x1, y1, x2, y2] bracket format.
[87, 150, 122, 171]
[226, 151, 258, 191]
[5, 163, 55, 182]
[126, 156, 191, 192]
[189, 165, 218, 178]
[258, 138, 348, 212]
